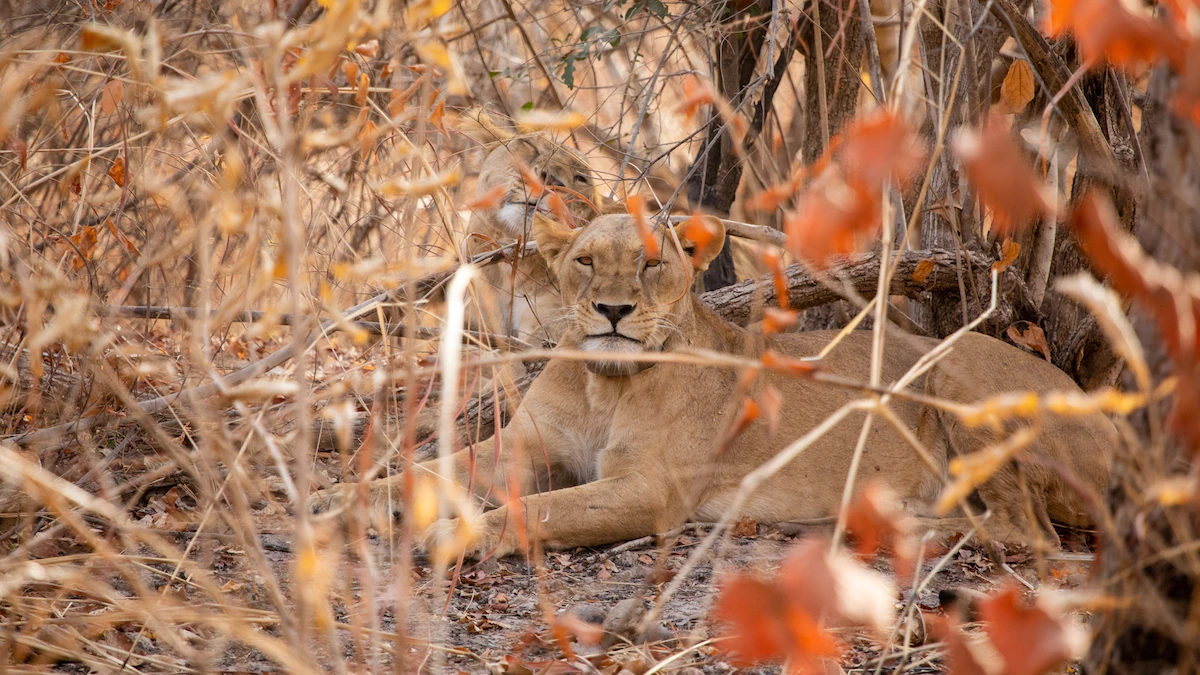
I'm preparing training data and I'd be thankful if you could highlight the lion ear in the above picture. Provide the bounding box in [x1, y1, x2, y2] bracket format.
[673, 215, 726, 271]
[533, 213, 578, 269]
[456, 108, 514, 146]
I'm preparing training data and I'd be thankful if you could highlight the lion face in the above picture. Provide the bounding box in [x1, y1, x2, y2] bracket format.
[533, 213, 725, 376]
[476, 137, 596, 237]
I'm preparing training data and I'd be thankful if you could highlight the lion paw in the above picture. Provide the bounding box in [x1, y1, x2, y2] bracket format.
[306, 487, 346, 517]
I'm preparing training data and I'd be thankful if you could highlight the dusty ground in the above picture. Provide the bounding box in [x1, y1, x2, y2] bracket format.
[61, 452, 1094, 674]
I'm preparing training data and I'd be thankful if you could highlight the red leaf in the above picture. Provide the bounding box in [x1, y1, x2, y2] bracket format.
[515, 161, 546, 198]
[955, 114, 1049, 235]
[929, 615, 989, 675]
[1048, 0, 1186, 72]
[762, 350, 822, 377]
[681, 212, 719, 266]
[626, 195, 660, 259]
[844, 483, 914, 577]
[677, 75, 715, 121]
[979, 584, 1073, 675]
[762, 307, 798, 334]
[840, 111, 925, 188]
[763, 248, 790, 309]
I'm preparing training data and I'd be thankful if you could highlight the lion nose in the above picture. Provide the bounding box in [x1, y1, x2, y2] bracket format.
[538, 170, 565, 188]
[594, 303, 635, 329]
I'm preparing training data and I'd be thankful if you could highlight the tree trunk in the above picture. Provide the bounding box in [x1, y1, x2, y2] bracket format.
[909, 0, 1032, 338]
[688, 0, 804, 292]
[798, 0, 864, 331]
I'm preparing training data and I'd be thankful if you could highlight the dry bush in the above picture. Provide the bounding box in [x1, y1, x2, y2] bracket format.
[0, 0, 1197, 673]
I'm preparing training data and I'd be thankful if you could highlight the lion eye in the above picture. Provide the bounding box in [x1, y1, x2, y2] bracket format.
[574, 174, 589, 184]
[645, 258, 661, 268]
[576, 256, 593, 266]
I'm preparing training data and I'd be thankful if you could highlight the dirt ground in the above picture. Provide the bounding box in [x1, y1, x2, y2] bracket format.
[72, 450, 1096, 675]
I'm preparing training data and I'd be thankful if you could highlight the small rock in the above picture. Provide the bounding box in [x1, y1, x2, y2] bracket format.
[601, 598, 646, 649]
[567, 603, 607, 626]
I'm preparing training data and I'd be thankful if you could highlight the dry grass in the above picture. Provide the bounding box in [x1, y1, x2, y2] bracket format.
[0, 0, 1192, 673]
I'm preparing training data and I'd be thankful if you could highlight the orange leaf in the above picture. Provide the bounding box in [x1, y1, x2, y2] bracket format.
[545, 192, 576, 228]
[106, 218, 140, 256]
[1071, 191, 1200, 449]
[996, 60, 1036, 114]
[711, 575, 794, 665]
[761, 350, 821, 377]
[844, 483, 913, 577]
[626, 195, 659, 259]
[1006, 321, 1051, 361]
[342, 60, 359, 85]
[784, 183, 879, 267]
[912, 258, 935, 283]
[929, 615, 989, 675]
[955, 114, 1049, 235]
[747, 180, 798, 212]
[1048, 0, 1186, 72]
[101, 79, 123, 115]
[732, 516, 758, 538]
[516, 161, 546, 199]
[681, 212, 719, 266]
[718, 398, 762, 454]
[67, 226, 99, 270]
[355, 72, 369, 106]
[841, 111, 925, 188]
[354, 39, 380, 59]
[677, 75, 715, 121]
[466, 184, 507, 211]
[52, 52, 70, 64]
[357, 116, 377, 161]
[762, 307, 798, 334]
[107, 156, 125, 187]
[979, 584, 1073, 675]
[993, 238, 1021, 273]
[762, 248, 790, 309]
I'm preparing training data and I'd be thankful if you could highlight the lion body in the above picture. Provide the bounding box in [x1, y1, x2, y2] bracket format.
[321, 205, 1115, 559]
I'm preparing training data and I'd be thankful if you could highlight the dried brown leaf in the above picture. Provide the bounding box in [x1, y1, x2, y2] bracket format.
[1006, 321, 1051, 361]
[997, 60, 1035, 114]
[912, 258, 936, 283]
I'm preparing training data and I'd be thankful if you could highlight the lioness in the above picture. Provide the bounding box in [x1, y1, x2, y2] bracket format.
[315, 214, 1114, 558]
[461, 115, 600, 344]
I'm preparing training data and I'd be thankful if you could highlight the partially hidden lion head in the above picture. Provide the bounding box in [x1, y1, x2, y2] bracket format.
[532, 212, 725, 376]
[465, 112, 598, 237]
